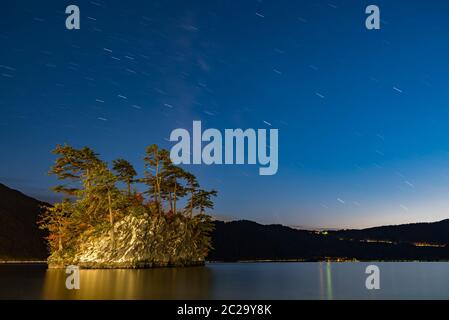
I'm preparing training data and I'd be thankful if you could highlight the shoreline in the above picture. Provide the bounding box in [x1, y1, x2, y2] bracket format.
[3, 259, 449, 265]
[0, 261, 47, 264]
[207, 259, 449, 263]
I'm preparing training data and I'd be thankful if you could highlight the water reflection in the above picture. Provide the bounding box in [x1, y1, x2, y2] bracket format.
[42, 266, 212, 299]
[326, 262, 333, 300]
[317, 262, 334, 300]
[2, 262, 449, 299]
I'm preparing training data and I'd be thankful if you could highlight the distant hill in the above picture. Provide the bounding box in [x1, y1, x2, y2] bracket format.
[208, 220, 449, 261]
[2, 183, 449, 262]
[0, 183, 48, 260]
[334, 220, 449, 244]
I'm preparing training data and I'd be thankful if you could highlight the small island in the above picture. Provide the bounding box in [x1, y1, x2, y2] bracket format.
[39, 144, 217, 269]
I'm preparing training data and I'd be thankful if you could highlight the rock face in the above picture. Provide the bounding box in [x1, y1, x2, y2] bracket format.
[48, 214, 207, 268]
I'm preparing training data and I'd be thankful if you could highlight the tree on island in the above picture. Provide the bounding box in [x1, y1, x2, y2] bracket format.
[112, 158, 137, 196]
[39, 143, 217, 267]
[193, 189, 218, 215]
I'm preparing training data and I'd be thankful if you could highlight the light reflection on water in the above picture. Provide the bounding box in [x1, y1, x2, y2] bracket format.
[41, 266, 212, 299]
[1, 262, 449, 299]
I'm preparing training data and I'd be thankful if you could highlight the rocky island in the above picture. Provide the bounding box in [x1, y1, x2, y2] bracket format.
[39, 144, 216, 268]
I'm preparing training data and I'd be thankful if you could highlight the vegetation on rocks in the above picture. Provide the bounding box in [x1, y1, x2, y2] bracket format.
[39, 144, 216, 268]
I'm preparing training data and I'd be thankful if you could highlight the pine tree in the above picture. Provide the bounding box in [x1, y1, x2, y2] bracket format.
[193, 189, 218, 215]
[143, 145, 170, 214]
[38, 200, 73, 252]
[184, 172, 199, 217]
[161, 164, 188, 215]
[49, 144, 101, 196]
[112, 158, 137, 196]
[84, 162, 120, 247]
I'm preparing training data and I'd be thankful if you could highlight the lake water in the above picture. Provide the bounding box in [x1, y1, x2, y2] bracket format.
[1, 262, 449, 299]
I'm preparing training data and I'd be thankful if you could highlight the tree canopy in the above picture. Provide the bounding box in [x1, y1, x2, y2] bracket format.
[39, 143, 217, 263]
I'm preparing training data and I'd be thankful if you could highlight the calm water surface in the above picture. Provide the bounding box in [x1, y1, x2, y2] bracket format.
[1, 262, 449, 299]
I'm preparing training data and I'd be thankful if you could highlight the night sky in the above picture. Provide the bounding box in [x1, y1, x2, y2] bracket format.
[2, 0, 449, 229]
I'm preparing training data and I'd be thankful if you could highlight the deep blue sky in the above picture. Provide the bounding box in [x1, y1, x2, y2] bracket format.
[2, 0, 449, 228]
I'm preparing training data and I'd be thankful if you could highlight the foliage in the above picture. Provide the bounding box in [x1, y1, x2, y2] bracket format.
[39, 144, 217, 266]
[112, 158, 137, 196]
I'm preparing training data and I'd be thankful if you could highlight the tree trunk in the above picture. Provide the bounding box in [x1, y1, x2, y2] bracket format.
[153, 186, 157, 210]
[168, 192, 173, 212]
[58, 228, 63, 251]
[173, 183, 177, 214]
[86, 168, 90, 188]
[190, 192, 194, 217]
[155, 161, 161, 214]
[108, 190, 115, 248]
